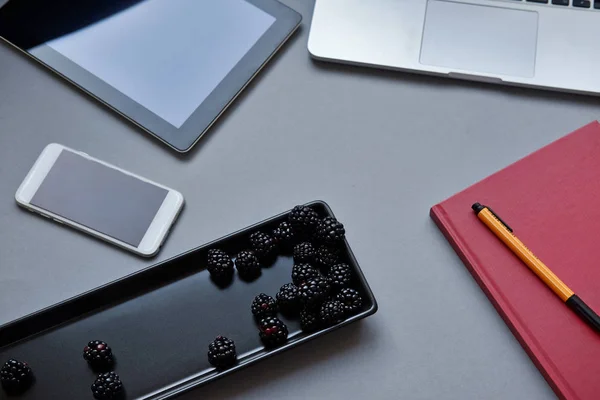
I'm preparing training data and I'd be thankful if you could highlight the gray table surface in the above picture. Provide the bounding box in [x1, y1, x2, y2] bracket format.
[1, 1, 599, 399]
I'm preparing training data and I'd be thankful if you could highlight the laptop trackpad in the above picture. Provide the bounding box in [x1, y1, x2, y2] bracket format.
[420, 0, 538, 78]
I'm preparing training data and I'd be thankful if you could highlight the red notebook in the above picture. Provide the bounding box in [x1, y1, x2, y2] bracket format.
[431, 121, 600, 400]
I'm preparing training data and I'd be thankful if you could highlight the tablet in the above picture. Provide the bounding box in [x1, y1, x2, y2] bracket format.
[0, 0, 301, 152]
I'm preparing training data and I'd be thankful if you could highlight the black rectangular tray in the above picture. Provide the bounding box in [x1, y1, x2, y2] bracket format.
[0, 201, 378, 399]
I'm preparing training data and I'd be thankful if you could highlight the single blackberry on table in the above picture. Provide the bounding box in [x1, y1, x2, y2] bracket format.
[235, 250, 261, 280]
[272, 221, 296, 251]
[207, 249, 234, 281]
[300, 308, 320, 333]
[336, 288, 364, 316]
[293, 242, 316, 263]
[288, 205, 320, 236]
[258, 316, 289, 347]
[298, 276, 331, 309]
[319, 300, 346, 326]
[1, 359, 33, 393]
[291, 263, 321, 286]
[327, 263, 353, 290]
[91, 372, 124, 400]
[83, 340, 115, 370]
[251, 293, 278, 319]
[207, 336, 237, 368]
[315, 216, 346, 245]
[249, 231, 278, 261]
[276, 283, 302, 315]
[315, 245, 341, 269]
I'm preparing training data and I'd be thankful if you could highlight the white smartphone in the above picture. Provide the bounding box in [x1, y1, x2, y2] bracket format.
[15, 143, 184, 257]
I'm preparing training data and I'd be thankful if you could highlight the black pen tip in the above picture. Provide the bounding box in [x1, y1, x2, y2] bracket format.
[472, 203, 484, 214]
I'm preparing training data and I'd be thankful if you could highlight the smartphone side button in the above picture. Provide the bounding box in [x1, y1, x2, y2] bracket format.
[52, 218, 64, 224]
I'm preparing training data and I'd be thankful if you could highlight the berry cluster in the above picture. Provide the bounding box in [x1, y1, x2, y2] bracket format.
[1, 340, 126, 398]
[208, 336, 237, 369]
[84, 340, 115, 370]
[84, 341, 124, 399]
[244, 204, 365, 347]
[286, 205, 363, 330]
[0, 359, 33, 394]
[250, 293, 290, 347]
[200, 205, 357, 372]
[91, 372, 124, 400]
[205, 205, 348, 284]
[207, 248, 235, 283]
[204, 231, 279, 284]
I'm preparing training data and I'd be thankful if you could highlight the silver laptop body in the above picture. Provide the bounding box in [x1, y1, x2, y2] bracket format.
[308, 0, 600, 95]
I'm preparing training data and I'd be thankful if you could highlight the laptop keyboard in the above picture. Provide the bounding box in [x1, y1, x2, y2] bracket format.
[508, 0, 600, 9]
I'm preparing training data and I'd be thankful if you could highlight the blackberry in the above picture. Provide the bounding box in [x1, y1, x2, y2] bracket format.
[258, 317, 289, 347]
[288, 205, 320, 236]
[336, 288, 363, 316]
[207, 336, 237, 368]
[207, 249, 234, 281]
[315, 217, 346, 245]
[300, 309, 320, 333]
[272, 221, 295, 251]
[298, 276, 331, 309]
[249, 232, 278, 261]
[91, 372, 124, 400]
[293, 242, 316, 263]
[275, 283, 301, 315]
[319, 300, 346, 326]
[1, 359, 33, 393]
[83, 340, 115, 370]
[251, 293, 278, 319]
[327, 263, 353, 290]
[235, 250, 261, 280]
[315, 245, 341, 269]
[291, 263, 321, 286]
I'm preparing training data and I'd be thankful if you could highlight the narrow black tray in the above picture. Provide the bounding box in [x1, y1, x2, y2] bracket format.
[0, 201, 378, 399]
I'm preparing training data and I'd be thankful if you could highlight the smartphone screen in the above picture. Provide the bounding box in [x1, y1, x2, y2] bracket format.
[30, 150, 168, 247]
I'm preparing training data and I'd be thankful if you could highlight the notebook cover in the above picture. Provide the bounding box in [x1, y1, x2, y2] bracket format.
[430, 121, 600, 400]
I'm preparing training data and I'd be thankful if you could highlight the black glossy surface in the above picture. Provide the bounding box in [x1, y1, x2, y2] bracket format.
[0, 202, 377, 399]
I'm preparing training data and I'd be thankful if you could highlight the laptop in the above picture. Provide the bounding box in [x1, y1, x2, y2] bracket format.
[308, 0, 600, 96]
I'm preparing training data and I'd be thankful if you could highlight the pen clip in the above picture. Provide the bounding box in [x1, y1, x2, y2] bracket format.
[486, 207, 513, 233]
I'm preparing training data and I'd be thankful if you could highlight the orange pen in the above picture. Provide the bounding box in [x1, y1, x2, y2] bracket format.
[472, 202, 600, 333]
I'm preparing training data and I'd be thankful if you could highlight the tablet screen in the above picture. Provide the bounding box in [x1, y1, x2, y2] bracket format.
[35, 0, 275, 128]
[0, 0, 300, 151]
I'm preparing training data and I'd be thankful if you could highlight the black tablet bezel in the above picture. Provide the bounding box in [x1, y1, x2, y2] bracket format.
[0, 0, 301, 152]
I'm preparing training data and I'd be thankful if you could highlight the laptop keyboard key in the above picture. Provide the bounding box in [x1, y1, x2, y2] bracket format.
[496, 0, 600, 7]
[573, 0, 591, 6]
